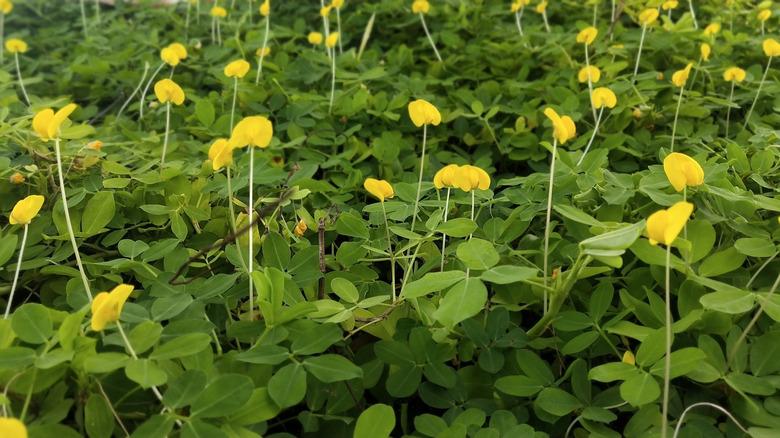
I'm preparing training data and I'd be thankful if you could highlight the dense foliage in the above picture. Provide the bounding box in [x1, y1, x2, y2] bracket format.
[2, 0, 780, 437]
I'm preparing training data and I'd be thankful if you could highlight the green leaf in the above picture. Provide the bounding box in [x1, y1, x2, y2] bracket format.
[331, 277, 359, 303]
[649, 347, 707, 379]
[494, 375, 545, 397]
[85, 393, 114, 438]
[619, 371, 660, 406]
[236, 345, 290, 365]
[437, 218, 478, 237]
[698, 248, 746, 277]
[291, 323, 342, 355]
[125, 359, 167, 388]
[0, 347, 36, 369]
[268, 363, 307, 409]
[151, 294, 193, 321]
[700, 290, 755, 314]
[354, 404, 396, 438]
[433, 278, 488, 328]
[303, 354, 363, 382]
[456, 239, 499, 270]
[195, 99, 215, 127]
[735, 238, 777, 258]
[554, 204, 604, 227]
[11, 303, 53, 344]
[336, 212, 370, 240]
[480, 266, 536, 284]
[150, 333, 211, 360]
[163, 370, 207, 409]
[402, 270, 466, 299]
[534, 387, 582, 416]
[81, 192, 115, 237]
[580, 221, 645, 252]
[190, 374, 254, 418]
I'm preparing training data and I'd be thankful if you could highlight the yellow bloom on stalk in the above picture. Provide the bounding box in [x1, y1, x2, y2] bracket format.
[535, 1, 547, 14]
[5, 38, 27, 54]
[703, 22, 721, 37]
[224, 59, 251, 78]
[293, 219, 308, 237]
[229, 116, 273, 149]
[578, 65, 601, 83]
[208, 138, 233, 171]
[211, 6, 227, 18]
[510, 1, 529, 13]
[433, 164, 461, 189]
[332, 0, 344, 8]
[256, 47, 271, 57]
[9, 195, 44, 225]
[638, 8, 659, 26]
[160, 47, 182, 66]
[622, 351, 636, 365]
[364, 178, 395, 202]
[260, 0, 270, 17]
[0, 0, 13, 15]
[759, 9, 772, 22]
[646, 201, 694, 246]
[308, 32, 324, 45]
[723, 66, 746, 82]
[90, 284, 134, 332]
[576, 26, 598, 45]
[0, 417, 26, 438]
[671, 63, 693, 87]
[591, 87, 617, 109]
[700, 43, 711, 61]
[543, 107, 576, 144]
[454, 165, 491, 192]
[326, 32, 340, 49]
[32, 104, 77, 141]
[661, 0, 678, 10]
[168, 42, 187, 60]
[320, 5, 333, 17]
[154, 79, 185, 105]
[663, 152, 704, 192]
[763, 38, 780, 56]
[408, 99, 441, 127]
[412, 0, 430, 14]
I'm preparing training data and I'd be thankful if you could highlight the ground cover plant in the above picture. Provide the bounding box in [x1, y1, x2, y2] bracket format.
[2, 0, 780, 436]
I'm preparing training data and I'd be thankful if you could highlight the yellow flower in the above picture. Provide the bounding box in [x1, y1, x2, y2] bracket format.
[153, 79, 185, 105]
[32, 103, 77, 141]
[5, 38, 27, 54]
[0, 0, 12, 14]
[326, 32, 340, 49]
[511, 0, 530, 12]
[622, 351, 636, 365]
[294, 219, 308, 237]
[535, 1, 547, 14]
[224, 59, 251, 78]
[671, 63, 693, 87]
[167, 42, 187, 60]
[210, 6, 227, 17]
[412, 0, 430, 14]
[663, 152, 704, 192]
[408, 99, 441, 127]
[591, 87, 617, 109]
[0, 417, 26, 438]
[578, 65, 601, 83]
[208, 138, 233, 171]
[759, 9, 772, 22]
[364, 178, 395, 202]
[763, 38, 780, 56]
[700, 42, 711, 61]
[638, 8, 659, 26]
[723, 66, 746, 82]
[332, 0, 344, 8]
[256, 46, 271, 57]
[229, 116, 274, 149]
[646, 201, 694, 246]
[661, 0, 678, 10]
[160, 47, 181, 67]
[543, 107, 576, 144]
[320, 5, 332, 17]
[87, 140, 104, 151]
[703, 22, 721, 37]
[9, 172, 25, 184]
[90, 284, 134, 332]
[454, 165, 491, 192]
[433, 164, 460, 189]
[260, 0, 270, 16]
[9, 195, 44, 225]
[576, 26, 598, 45]
[308, 32, 324, 45]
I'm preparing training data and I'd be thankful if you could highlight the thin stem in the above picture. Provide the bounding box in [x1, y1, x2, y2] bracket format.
[139, 62, 165, 120]
[161, 103, 171, 167]
[761, 21, 765, 35]
[255, 16, 270, 85]
[585, 45, 597, 121]
[670, 84, 685, 153]
[744, 56, 772, 128]
[514, 10, 524, 37]
[336, 7, 343, 54]
[55, 138, 93, 302]
[80, 0, 89, 37]
[542, 138, 558, 314]
[117, 62, 150, 119]
[469, 191, 475, 239]
[19, 368, 37, 422]
[673, 402, 749, 437]
[577, 107, 604, 167]
[94, 0, 100, 23]
[688, 0, 698, 29]
[728, 270, 780, 366]
[116, 322, 165, 402]
[3, 224, 28, 319]
[226, 167, 248, 273]
[248, 146, 255, 321]
[610, 0, 615, 24]
[230, 77, 238, 129]
[217, 19, 222, 45]
[329, 50, 336, 113]
[381, 201, 396, 302]
[632, 25, 647, 83]
[542, 11, 551, 33]
[725, 81, 735, 137]
[419, 14, 442, 62]
[440, 188, 450, 271]
[1, 14, 5, 64]
[662, 245, 673, 438]
[410, 124, 427, 234]
[185, 1, 191, 40]
[14, 53, 30, 106]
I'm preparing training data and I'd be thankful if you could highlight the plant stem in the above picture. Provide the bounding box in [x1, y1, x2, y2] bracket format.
[728, 270, 780, 366]
[55, 138, 92, 302]
[725, 81, 735, 137]
[585, 44, 597, 121]
[670, 84, 685, 153]
[336, 7, 343, 54]
[139, 62, 165, 120]
[419, 14, 442, 62]
[528, 254, 589, 338]
[226, 166, 248, 273]
[14, 53, 30, 106]
[80, 0, 89, 37]
[116, 322, 165, 402]
[117, 62, 150, 119]
[161, 103, 171, 167]
[256, 16, 270, 85]
[542, 138, 558, 314]
[542, 11, 551, 33]
[185, 1, 191, 40]
[410, 124, 427, 234]
[248, 146, 255, 321]
[440, 188, 450, 271]
[632, 25, 647, 83]
[577, 107, 604, 167]
[688, 0, 698, 29]
[662, 244, 673, 438]
[470, 191, 475, 239]
[230, 77, 238, 129]
[514, 9, 524, 37]
[329, 52, 337, 113]
[94, 0, 100, 23]
[1, 14, 5, 64]
[381, 201, 396, 302]
[744, 56, 772, 128]
[3, 224, 28, 319]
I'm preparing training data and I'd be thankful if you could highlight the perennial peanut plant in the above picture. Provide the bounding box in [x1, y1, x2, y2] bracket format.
[2, 1, 780, 437]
